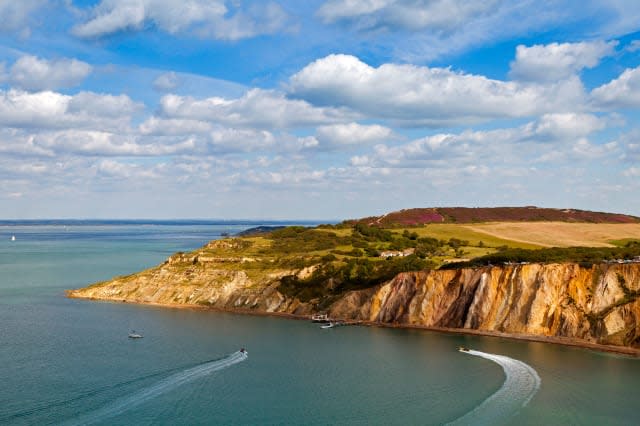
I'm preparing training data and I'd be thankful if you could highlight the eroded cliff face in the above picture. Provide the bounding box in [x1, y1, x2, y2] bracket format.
[69, 254, 640, 348]
[330, 263, 640, 347]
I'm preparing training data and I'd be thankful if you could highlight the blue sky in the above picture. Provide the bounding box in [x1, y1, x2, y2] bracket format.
[0, 0, 639, 219]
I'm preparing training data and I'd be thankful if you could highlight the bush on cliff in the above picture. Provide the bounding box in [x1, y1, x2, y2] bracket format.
[277, 255, 436, 302]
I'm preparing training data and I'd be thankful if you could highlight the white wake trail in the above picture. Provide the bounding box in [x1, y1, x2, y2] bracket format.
[448, 350, 540, 426]
[66, 351, 248, 426]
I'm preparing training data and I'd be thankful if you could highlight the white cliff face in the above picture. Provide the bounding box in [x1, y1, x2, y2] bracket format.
[69, 257, 640, 348]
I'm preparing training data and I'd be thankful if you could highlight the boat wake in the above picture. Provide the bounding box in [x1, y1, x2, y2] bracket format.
[65, 350, 248, 426]
[447, 350, 540, 426]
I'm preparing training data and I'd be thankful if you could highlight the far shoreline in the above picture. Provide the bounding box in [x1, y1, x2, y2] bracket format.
[66, 292, 640, 358]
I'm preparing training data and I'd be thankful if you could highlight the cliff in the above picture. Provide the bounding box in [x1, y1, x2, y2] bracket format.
[69, 244, 640, 348]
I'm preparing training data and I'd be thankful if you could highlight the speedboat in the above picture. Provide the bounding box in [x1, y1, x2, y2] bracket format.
[320, 322, 335, 329]
[458, 346, 469, 352]
[240, 348, 248, 354]
[128, 331, 143, 339]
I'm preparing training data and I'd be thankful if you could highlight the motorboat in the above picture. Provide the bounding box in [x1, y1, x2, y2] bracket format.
[240, 348, 248, 354]
[458, 346, 469, 352]
[128, 330, 143, 339]
[11, 235, 15, 241]
[321, 321, 345, 329]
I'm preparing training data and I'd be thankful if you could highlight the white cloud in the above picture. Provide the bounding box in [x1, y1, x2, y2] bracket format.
[0, 89, 140, 131]
[139, 117, 212, 136]
[159, 88, 355, 128]
[317, 0, 499, 32]
[96, 159, 161, 179]
[591, 66, 640, 109]
[352, 113, 611, 169]
[72, 0, 288, 40]
[509, 41, 617, 82]
[196, 2, 289, 41]
[153, 71, 179, 91]
[0, 128, 197, 158]
[289, 54, 586, 126]
[0, 0, 43, 34]
[525, 113, 607, 141]
[315, 122, 394, 147]
[1, 55, 92, 91]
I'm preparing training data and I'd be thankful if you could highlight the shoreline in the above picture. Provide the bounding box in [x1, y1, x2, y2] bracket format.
[66, 292, 640, 358]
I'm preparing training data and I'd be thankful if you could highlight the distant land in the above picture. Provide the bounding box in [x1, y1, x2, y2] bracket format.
[70, 206, 640, 354]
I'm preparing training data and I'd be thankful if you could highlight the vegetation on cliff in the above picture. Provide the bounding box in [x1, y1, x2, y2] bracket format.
[443, 240, 640, 269]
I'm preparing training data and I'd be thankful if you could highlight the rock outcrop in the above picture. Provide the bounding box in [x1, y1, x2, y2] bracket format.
[69, 256, 640, 348]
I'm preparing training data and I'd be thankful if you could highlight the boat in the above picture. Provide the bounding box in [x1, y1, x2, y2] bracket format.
[128, 330, 143, 339]
[458, 346, 469, 352]
[240, 347, 248, 354]
[320, 321, 345, 329]
[11, 235, 15, 241]
[311, 313, 329, 322]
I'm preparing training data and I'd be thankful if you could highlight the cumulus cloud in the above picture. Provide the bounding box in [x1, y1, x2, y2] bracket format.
[72, 0, 288, 40]
[509, 41, 618, 82]
[317, 0, 499, 32]
[158, 88, 355, 128]
[352, 113, 611, 169]
[315, 122, 394, 147]
[591, 66, 640, 109]
[1, 55, 92, 91]
[524, 113, 607, 141]
[289, 54, 586, 126]
[0, 89, 140, 131]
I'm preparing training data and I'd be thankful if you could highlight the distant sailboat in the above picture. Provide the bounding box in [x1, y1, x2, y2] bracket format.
[11, 235, 15, 241]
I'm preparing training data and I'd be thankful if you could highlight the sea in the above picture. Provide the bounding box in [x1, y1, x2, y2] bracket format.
[0, 221, 639, 425]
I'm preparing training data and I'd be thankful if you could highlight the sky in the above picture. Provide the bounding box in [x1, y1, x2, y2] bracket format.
[0, 0, 639, 220]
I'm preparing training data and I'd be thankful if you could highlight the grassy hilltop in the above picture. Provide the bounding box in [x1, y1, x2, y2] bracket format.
[182, 207, 640, 305]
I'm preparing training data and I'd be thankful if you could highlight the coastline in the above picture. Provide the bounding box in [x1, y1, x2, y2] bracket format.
[66, 292, 640, 358]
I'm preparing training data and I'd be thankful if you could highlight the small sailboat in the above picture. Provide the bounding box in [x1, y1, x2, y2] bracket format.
[128, 330, 143, 339]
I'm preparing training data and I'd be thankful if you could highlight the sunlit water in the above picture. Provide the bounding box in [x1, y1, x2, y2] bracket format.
[1, 222, 638, 425]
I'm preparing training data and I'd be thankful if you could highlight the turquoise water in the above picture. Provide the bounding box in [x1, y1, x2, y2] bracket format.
[1, 223, 639, 425]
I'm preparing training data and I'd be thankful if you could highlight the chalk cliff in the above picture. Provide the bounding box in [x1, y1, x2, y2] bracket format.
[69, 248, 640, 348]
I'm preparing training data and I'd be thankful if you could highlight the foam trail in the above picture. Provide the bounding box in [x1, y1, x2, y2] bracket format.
[448, 350, 540, 426]
[65, 351, 247, 426]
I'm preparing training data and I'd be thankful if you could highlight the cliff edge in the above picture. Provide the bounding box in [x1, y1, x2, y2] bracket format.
[69, 248, 640, 348]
